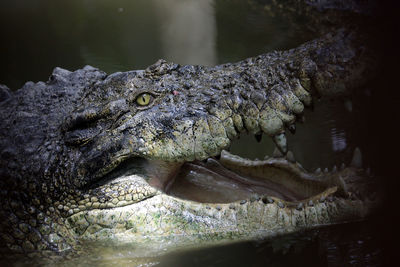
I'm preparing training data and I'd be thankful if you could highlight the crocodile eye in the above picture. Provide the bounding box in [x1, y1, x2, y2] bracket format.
[136, 93, 152, 106]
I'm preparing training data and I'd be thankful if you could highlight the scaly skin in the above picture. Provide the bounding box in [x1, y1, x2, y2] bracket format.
[0, 1, 377, 258]
[64, 150, 377, 257]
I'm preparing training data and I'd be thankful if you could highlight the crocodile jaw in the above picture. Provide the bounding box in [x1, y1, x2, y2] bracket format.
[64, 149, 378, 255]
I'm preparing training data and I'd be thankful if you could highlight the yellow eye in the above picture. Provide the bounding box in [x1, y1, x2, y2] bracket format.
[136, 93, 151, 106]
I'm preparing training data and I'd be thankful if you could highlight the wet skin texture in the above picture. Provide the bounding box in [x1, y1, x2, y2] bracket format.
[0, 0, 380, 258]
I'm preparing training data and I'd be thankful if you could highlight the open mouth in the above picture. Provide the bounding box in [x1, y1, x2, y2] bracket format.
[64, 128, 376, 246]
[153, 150, 331, 204]
[68, 112, 374, 220]
[85, 140, 347, 213]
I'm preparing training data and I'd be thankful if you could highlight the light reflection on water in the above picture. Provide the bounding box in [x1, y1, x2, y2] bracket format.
[155, 0, 217, 67]
[0, 0, 382, 266]
[0, 0, 315, 90]
[53, 220, 382, 267]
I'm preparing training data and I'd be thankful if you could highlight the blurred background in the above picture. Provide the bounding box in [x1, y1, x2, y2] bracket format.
[0, 0, 314, 90]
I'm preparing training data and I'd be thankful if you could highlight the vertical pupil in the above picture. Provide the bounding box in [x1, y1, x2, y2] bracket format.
[137, 94, 150, 105]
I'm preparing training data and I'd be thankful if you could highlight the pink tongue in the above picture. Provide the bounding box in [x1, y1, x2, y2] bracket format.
[165, 159, 300, 203]
[145, 160, 183, 191]
[144, 158, 309, 203]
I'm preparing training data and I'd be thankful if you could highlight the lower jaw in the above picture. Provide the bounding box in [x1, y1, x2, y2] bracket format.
[65, 185, 366, 258]
[65, 153, 372, 251]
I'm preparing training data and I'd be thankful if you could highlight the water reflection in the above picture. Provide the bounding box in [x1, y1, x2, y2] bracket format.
[44, 221, 381, 267]
[155, 0, 217, 66]
[0, 0, 314, 90]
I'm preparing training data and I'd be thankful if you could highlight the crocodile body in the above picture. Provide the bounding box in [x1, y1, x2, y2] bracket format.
[0, 0, 379, 260]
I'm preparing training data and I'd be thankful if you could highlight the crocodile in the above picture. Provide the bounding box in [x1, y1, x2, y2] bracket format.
[0, 0, 380, 261]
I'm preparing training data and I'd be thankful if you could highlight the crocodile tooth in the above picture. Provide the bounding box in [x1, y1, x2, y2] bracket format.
[323, 167, 329, 173]
[288, 124, 296, 134]
[272, 133, 287, 155]
[350, 147, 362, 168]
[296, 202, 304, 211]
[286, 151, 295, 163]
[254, 133, 262, 143]
[332, 165, 337, 173]
[315, 168, 321, 174]
[336, 175, 348, 195]
[296, 162, 304, 169]
[272, 147, 284, 158]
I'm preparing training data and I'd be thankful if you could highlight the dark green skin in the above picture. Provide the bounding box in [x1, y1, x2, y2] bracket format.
[0, 0, 374, 255]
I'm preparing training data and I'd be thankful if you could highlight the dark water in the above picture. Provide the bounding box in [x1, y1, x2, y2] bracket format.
[51, 220, 382, 267]
[151, 221, 384, 267]
[0, 0, 313, 90]
[0, 0, 390, 266]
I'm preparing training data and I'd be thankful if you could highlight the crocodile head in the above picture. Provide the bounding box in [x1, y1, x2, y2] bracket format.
[60, 56, 378, 253]
[0, 31, 378, 256]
